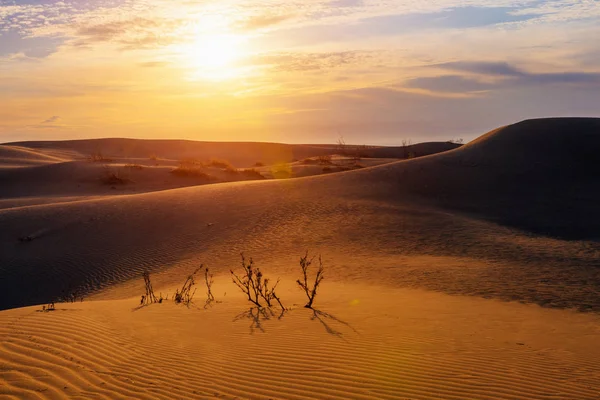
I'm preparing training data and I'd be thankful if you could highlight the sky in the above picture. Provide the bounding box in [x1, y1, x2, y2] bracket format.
[1, 0, 599, 145]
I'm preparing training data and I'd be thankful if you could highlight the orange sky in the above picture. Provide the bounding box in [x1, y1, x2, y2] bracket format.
[1, 0, 600, 144]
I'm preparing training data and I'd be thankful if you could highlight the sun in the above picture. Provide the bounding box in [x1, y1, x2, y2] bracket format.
[189, 34, 240, 70]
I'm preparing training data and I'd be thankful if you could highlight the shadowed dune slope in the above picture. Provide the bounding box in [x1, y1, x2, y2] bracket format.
[366, 141, 461, 158]
[343, 117, 600, 239]
[0, 118, 599, 311]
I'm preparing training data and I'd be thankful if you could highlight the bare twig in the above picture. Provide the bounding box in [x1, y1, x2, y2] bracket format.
[174, 266, 202, 306]
[296, 251, 325, 309]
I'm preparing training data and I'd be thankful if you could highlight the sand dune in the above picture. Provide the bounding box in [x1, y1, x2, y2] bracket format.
[1, 118, 599, 399]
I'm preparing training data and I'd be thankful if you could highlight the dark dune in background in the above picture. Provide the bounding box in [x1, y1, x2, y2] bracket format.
[349, 118, 600, 239]
[0, 117, 599, 312]
[4, 138, 458, 167]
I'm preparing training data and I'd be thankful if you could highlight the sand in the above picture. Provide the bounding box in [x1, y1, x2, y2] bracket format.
[1, 118, 599, 399]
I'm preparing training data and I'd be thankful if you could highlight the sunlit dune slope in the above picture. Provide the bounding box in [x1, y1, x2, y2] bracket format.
[0, 145, 72, 168]
[1, 283, 599, 400]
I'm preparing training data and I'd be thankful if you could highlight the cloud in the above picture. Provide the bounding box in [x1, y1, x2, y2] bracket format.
[254, 51, 370, 72]
[237, 14, 294, 31]
[41, 115, 60, 124]
[72, 17, 182, 49]
[436, 61, 600, 85]
[436, 61, 525, 77]
[404, 75, 493, 93]
[26, 115, 63, 129]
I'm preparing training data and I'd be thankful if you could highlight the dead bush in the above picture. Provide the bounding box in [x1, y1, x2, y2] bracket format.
[141, 271, 160, 305]
[206, 158, 235, 170]
[171, 165, 213, 179]
[174, 267, 202, 306]
[88, 151, 113, 162]
[204, 267, 215, 306]
[101, 167, 130, 185]
[124, 164, 144, 170]
[297, 251, 325, 309]
[230, 254, 284, 309]
[317, 154, 333, 165]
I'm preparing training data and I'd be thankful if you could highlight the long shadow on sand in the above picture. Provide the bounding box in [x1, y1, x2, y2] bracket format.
[232, 306, 358, 337]
[310, 308, 358, 337]
[233, 307, 286, 334]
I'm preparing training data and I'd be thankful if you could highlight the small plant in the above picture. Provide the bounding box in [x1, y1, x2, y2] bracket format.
[254, 161, 265, 167]
[204, 267, 215, 306]
[124, 164, 144, 170]
[141, 271, 159, 305]
[317, 154, 333, 165]
[174, 267, 202, 306]
[297, 251, 325, 309]
[88, 151, 113, 162]
[101, 167, 130, 185]
[230, 254, 284, 309]
[170, 165, 213, 179]
[206, 158, 234, 170]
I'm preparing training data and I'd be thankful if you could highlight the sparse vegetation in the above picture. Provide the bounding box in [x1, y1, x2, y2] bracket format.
[206, 158, 235, 171]
[141, 271, 160, 306]
[101, 167, 131, 185]
[230, 254, 285, 310]
[174, 267, 202, 306]
[88, 151, 113, 162]
[171, 164, 213, 179]
[318, 154, 333, 165]
[297, 251, 325, 309]
[204, 268, 215, 307]
[124, 163, 144, 170]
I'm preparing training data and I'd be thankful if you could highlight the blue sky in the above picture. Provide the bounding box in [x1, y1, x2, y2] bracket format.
[1, 0, 599, 144]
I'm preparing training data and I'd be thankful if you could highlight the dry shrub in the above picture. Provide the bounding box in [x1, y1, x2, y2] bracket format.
[171, 165, 213, 179]
[124, 164, 144, 170]
[317, 154, 333, 165]
[101, 167, 130, 185]
[230, 254, 284, 309]
[297, 251, 325, 309]
[206, 158, 234, 170]
[88, 151, 113, 162]
[174, 267, 202, 306]
[141, 271, 160, 305]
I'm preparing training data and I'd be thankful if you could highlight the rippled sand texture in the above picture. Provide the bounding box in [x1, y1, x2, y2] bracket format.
[1, 283, 599, 399]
